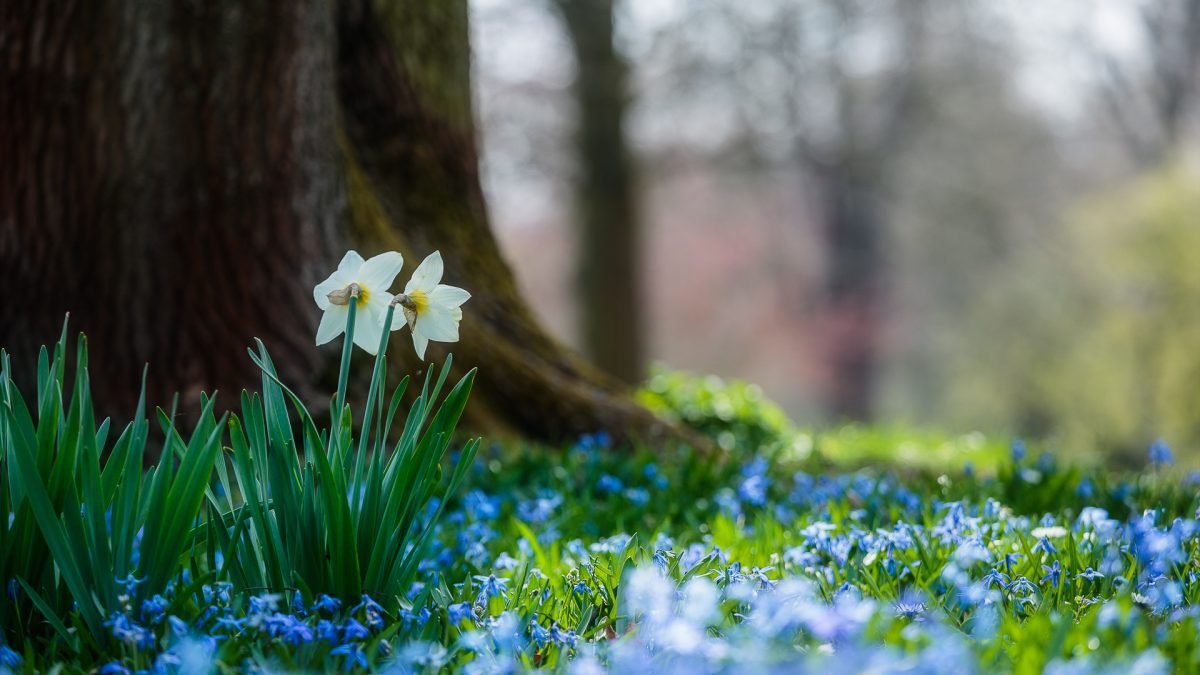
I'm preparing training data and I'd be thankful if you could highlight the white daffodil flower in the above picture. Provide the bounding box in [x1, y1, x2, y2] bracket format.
[391, 251, 470, 360]
[312, 250, 404, 355]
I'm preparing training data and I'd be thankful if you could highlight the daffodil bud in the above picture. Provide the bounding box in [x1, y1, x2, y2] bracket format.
[392, 294, 419, 331]
[326, 283, 362, 306]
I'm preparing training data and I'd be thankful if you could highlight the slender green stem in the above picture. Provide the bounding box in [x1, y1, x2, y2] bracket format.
[352, 304, 395, 514]
[334, 299, 359, 417]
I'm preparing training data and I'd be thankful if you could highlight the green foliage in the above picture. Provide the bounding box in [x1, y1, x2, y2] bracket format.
[638, 365, 809, 456]
[0, 316, 477, 659]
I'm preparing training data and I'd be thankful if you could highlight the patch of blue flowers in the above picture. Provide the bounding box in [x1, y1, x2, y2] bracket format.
[5, 438, 1200, 673]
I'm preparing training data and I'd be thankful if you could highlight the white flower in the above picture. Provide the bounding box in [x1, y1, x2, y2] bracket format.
[312, 250, 404, 355]
[391, 251, 470, 360]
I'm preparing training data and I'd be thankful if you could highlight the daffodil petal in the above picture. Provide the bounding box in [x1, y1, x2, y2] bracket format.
[337, 250, 365, 275]
[429, 284, 471, 308]
[313, 271, 351, 310]
[315, 306, 348, 345]
[405, 251, 443, 294]
[412, 331, 430, 360]
[416, 306, 460, 342]
[352, 302, 385, 355]
[358, 251, 404, 293]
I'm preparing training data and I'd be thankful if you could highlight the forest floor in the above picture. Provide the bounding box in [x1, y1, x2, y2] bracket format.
[3, 355, 1197, 673]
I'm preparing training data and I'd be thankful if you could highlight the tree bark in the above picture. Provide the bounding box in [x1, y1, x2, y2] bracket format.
[0, 0, 681, 447]
[556, 0, 644, 385]
[816, 168, 884, 421]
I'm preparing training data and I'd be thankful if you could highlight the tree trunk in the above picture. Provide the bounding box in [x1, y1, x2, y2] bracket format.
[556, 0, 644, 385]
[0, 0, 682, 447]
[817, 168, 883, 421]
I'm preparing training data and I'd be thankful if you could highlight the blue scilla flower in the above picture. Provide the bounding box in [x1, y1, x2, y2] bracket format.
[282, 621, 315, 646]
[99, 662, 132, 675]
[738, 474, 770, 507]
[313, 594, 342, 615]
[1008, 576, 1037, 596]
[331, 643, 368, 671]
[1003, 552, 1024, 574]
[447, 601, 473, 626]
[473, 574, 510, 603]
[1010, 439, 1027, 463]
[530, 619, 552, 646]
[1033, 537, 1057, 556]
[1040, 561, 1065, 589]
[316, 620, 339, 642]
[575, 432, 612, 452]
[573, 581, 592, 597]
[549, 624, 579, 648]
[982, 569, 1011, 590]
[141, 594, 167, 625]
[341, 618, 370, 642]
[1079, 567, 1105, 582]
[401, 607, 431, 629]
[624, 487, 650, 507]
[351, 595, 386, 630]
[0, 645, 23, 669]
[214, 615, 246, 634]
[167, 615, 188, 638]
[105, 612, 154, 650]
[493, 552, 520, 571]
[115, 573, 146, 597]
[464, 490, 501, 521]
[597, 474, 624, 494]
[1149, 439, 1173, 467]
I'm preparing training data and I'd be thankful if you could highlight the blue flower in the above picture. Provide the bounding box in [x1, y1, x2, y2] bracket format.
[982, 568, 1011, 590]
[1148, 439, 1173, 467]
[1008, 576, 1037, 596]
[1079, 567, 1105, 582]
[281, 621, 315, 646]
[1040, 560, 1065, 589]
[597, 474, 624, 494]
[738, 474, 770, 507]
[530, 619, 552, 646]
[214, 615, 246, 634]
[317, 619, 339, 642]
[573, 582, 592, 597]
[1010, 439, 1027, 463]
[313, 594, 343, 615]
[0, 645, 23, 668]
[351, 595, 385, 630]
[473, 574, 510, 604]
[98, 662, 132, 675]
[330, 643, 368, 671]
[105, 612, 154, 650]
[141, 594, 167, 625]
[447, 601, 473, 626]
[342, 618, 370, 641]
[1033, 537, 1057, 556]
[549, 623, 579, 647]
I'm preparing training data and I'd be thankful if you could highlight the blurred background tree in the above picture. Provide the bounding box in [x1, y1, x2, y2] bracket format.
[474, 0, 1200, 463]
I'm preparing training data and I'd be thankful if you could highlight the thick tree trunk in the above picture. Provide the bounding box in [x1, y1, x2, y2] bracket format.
[557, 0, 644, 385]
[1, 1, 339, 417]
[0, 0, 683, 447]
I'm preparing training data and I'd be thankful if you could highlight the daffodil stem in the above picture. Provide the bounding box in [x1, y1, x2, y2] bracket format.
[349, 304, 396, 512]
[334, 299, 358, 417]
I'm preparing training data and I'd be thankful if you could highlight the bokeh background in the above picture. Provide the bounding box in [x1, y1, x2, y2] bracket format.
[472, 0, 1200, 464]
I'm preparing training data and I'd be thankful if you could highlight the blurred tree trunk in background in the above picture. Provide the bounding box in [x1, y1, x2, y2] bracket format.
[805, 0, 926, 422]
[555, 0, 644, 384]
[1095, 0, 1200, 168]
[0, 0, 676, 446]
